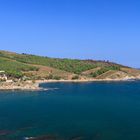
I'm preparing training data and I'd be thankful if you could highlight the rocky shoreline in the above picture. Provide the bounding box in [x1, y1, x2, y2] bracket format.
[0, 77, 139, 91]
[36, 76, 140, 83]
[0, 81, 42, 91]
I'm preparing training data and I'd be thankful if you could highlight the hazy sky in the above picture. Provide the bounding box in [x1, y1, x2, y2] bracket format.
[0, 0, 140, 67]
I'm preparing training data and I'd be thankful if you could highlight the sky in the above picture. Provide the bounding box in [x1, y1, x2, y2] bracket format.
[0, 0, 140, 67]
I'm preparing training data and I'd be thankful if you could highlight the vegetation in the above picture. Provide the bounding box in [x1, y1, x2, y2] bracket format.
[0, 57, 38, 78]
[0, 52, 97, 74]
[72, 75, 79, 80]
[53, 76, 61, 80]
[91, 66, 120, 77]
[0, 50, 137, 80]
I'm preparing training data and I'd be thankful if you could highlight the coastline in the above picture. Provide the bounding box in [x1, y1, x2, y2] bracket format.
[36, 76, 140, 84]
[0, 77, 139, 91]
[0, 81, 42, 91]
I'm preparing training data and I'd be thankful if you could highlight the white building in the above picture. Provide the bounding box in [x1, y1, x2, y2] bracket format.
[0, 71, 7, 81]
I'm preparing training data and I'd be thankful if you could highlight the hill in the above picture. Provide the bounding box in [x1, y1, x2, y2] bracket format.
[0, 50, 140, 81]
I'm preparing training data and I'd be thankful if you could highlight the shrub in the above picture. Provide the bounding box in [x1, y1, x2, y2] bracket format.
[53, 76, 61, 80]
[46, 74, 53, 79]
[72, 75, 79, 80]
[6, 70, 23, 78]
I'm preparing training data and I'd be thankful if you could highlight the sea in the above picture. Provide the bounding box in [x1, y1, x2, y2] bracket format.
[0, 81, 140, 140]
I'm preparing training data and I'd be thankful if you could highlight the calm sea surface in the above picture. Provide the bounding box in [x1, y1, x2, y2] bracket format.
[0, 81, 140, 140]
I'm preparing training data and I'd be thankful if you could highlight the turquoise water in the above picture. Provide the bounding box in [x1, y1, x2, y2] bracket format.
[0, 81, 140, 140]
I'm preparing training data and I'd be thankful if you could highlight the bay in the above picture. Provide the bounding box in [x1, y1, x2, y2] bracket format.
[0, 81, 140, 140]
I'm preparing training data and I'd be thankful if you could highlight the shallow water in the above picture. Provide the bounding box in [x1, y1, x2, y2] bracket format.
[0, 81, 140, 140]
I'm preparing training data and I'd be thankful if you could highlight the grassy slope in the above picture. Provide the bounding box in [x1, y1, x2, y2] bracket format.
[0, 51, 99, 74]
[23, 64, 75, 80]
[0, 50, 139, 80]
[0, 56, 38, 78]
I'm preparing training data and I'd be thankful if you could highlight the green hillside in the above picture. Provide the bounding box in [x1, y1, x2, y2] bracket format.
[0, 56, 38, 78]
[0, 51, 121, 74]
[0, 50, 139, 80]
